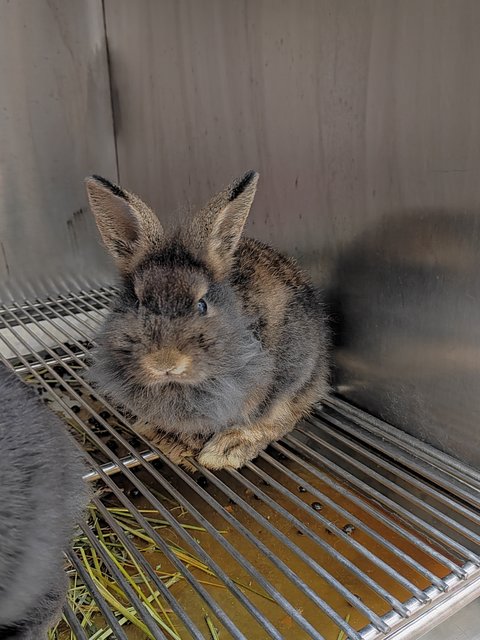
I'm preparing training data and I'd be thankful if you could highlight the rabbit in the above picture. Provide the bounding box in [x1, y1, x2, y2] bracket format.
[0, 364, 89, 639]
[85, 170, 330, 470]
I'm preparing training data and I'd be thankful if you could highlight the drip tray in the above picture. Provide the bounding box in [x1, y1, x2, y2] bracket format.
[1, 288, 479, 640]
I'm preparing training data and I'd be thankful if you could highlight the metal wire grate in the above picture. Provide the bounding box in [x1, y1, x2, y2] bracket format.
[1, 288, 479, 640]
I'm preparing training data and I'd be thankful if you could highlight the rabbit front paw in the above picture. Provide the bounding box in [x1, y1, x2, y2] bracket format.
[147, 430, 197, 472]
[197, 429, 267, 470]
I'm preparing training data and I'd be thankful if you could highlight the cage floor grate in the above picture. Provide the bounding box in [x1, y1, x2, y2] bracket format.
[1, 288, 479, 640]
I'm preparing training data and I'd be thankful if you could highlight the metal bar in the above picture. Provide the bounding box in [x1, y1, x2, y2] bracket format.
[12, 353, 83, 374]
[37, 299, 99, 343]
[122, 458, 325, 639]
[85, 470, 247, 640]
[150, 456, 342, 637]
[14, 303, 158, 489]
[93, 446, 321, 639]
[9, 303, 163, 489]
[60, 291, 110, 321]
[68, 551, 129, 640]
[23, 302, 161, 463]
[11, 296, 466, 584]
[16, 302, 95, 361]
[51, 298, 103, 334]
[81, 444, 242, 640]
[78, 522, 169, 640]
[227, 457, 443, 601]
[290, 428, 478, 565]
[41, 297, 103, 337]
[317, 410, 480, 522]
[246, 454, 428, 604]
[91, 497, 205, 639]
[324, 397, 480, 489]
[86, 287, 114, 307]
[248, 454, 428, 604]
[62, 603, 89, 640]
[61, 291, 109, 318]
[190, 460, 391, 633]
[268, 441, 457, 583]
[303, 418, 480, 552]
[0, 289, 107, 314]
[170, 462, 368, 637]
[82, 450, 160, 481]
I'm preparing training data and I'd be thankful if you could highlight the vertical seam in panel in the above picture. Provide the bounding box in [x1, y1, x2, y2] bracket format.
[101, 0, 120, 183]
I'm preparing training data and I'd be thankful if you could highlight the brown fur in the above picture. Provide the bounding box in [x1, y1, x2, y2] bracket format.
[132, 420, 202, 472]
[86, 171, 330, 470]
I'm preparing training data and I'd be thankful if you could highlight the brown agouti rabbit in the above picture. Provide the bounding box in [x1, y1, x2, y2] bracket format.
[86, 171, 329, 469]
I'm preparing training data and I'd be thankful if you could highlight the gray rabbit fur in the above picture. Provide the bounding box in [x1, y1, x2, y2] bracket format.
[0, 364, 88, 639]
[86, 171, 330, 470]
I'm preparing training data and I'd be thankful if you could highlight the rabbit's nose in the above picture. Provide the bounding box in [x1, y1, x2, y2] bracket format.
[159, 363, 184, 376]
[142, 349, 191, 379]
[166, 359, 189, 376]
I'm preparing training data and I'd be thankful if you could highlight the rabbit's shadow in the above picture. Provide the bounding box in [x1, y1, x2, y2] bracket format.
[325, 208, 480, 465]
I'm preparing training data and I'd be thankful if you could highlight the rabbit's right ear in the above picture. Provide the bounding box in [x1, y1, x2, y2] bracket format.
[85, 176, 164, 271]
[186, 170, 259, 278]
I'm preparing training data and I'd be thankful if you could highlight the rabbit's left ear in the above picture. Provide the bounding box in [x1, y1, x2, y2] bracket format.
[188, 171, 259, 276]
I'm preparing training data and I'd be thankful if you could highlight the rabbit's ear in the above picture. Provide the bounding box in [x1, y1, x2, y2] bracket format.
[190, 170, 259, 276]
[85, 176, 164, 270]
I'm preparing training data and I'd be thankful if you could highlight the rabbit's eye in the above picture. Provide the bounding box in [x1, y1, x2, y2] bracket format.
[197, 298, 208, 315]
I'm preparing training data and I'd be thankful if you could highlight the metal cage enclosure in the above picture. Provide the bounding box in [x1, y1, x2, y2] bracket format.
[1, 2, 480, 639]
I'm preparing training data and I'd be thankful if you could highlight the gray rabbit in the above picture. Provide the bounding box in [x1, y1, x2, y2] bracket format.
[0, 364, 88, 639]
[86, 171, 330, 470]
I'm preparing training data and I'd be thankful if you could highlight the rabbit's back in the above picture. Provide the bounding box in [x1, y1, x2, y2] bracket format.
[233, 237, 329, 390]
[0, 365, 88, 636]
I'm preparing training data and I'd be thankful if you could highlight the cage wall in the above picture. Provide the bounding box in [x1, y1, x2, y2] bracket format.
[0, 0, 116, 301]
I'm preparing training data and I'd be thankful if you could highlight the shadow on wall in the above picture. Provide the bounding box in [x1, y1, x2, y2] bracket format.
[328, 209, 480, 465]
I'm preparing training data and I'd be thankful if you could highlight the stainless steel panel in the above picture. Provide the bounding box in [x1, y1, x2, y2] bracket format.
[0, 0, 116, 302]
[420, 598, 480, 640]
[332, 1, 480, 467]
[103, 0, 362, 281]
[104, 0, 480, 466]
